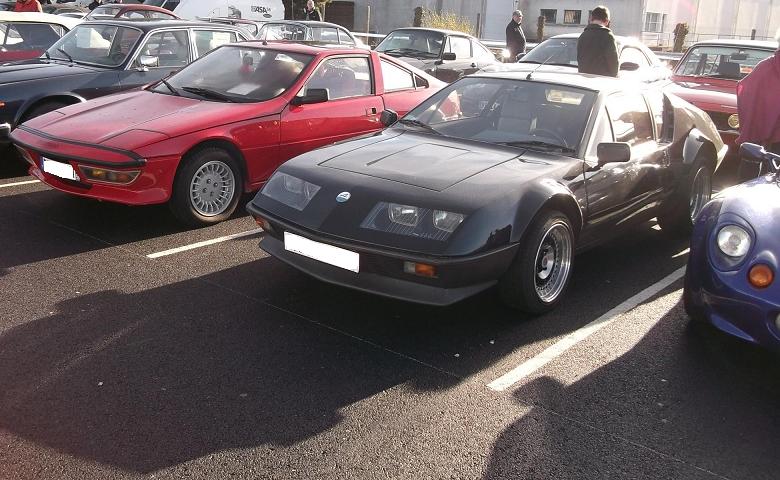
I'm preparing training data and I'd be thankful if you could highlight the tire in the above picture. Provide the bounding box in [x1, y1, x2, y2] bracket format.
[169, 147, 243, 227]
[21, 100, 69, 123]
[499, 211, 575, 314]
[658, 156, 713, 236]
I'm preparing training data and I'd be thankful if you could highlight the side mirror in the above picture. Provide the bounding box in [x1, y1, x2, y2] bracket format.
[740, 142, 780, 172]
[597, 142, 631, 166]
[619, 61, 640, 71]
[515, 53, 525, 62]
[442, 52, 457, 61]
[137, 55, 159, 71]
[290, 88, 329, 106]
[379, 109, 398, 127]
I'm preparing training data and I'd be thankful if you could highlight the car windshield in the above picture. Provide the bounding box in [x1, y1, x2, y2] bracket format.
[154, 45, 314, 103]
[401, 77, 596, 156]
[46, 24, 142, 67]
[376, 30, 443, 58]
[83, 5, 121, 20]
[675, 45, 774, 79]
[521, 37, 579, 66]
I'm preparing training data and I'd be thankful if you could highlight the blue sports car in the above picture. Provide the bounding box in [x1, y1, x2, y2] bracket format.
[684, 143, 780, 349]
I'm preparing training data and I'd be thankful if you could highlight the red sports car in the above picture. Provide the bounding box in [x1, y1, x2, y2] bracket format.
[11, 41, 444, 225]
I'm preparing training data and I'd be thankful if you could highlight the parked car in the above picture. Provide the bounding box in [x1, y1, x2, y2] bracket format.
[11, 42, 444, 226]
[246, 66, 725, 312]
[491, 33, 670, 84]
[145, 0, 284, 22]
[0, 19, 251, 146]
[684, 143, 780, 350]
[42, 5, 87, 16]
[197, 16, 265, 38]
[665, 39, 777, 163]
[375, 27, 501, 83]
[257, 20, 364, 48]
[83, 4, 179, 21]
[0, 12, 80, 63]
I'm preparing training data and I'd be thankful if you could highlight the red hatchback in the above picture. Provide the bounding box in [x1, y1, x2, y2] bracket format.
[11, 42, 444, 225]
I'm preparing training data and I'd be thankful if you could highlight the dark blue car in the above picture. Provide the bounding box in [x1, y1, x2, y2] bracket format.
[684, 143, 780, 349]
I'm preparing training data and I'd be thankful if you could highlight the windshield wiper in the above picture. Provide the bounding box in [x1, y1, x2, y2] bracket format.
[158, 78, 180, 96]
[398, 118, 440, 135]
[181, 86, 235, 103]
[500, 140, 575, 154]
[381, 48, 434, 57]
[57, 47, 73, 63]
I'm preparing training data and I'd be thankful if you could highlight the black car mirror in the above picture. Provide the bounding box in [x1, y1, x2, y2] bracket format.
[740, 142, 780, 172]
[379, 109, 398, 127]
[597, 142, 631, 166]
[442, 52, 457, 61]
[619, 61, 640, 71]
[290, 88, 329, 106]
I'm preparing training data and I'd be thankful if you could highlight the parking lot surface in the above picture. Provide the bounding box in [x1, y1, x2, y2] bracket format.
[1, 157, 779, 480]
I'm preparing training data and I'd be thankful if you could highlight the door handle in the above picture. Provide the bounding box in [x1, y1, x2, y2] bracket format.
[366, 107, 378, 116]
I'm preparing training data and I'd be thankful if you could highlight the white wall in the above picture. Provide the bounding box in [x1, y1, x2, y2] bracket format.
[514, 0, 644, 39]
[352, 0, 484, 34]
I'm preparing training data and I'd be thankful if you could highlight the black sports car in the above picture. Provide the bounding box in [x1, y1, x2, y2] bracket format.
[0, 19, 250, 146]
[247, 67, 726, 313]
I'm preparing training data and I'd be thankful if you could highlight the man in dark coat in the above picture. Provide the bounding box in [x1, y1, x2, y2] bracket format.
[304, 0, 321, 21]
[505, 10, 526, 61]
[577, 6, 619, 77]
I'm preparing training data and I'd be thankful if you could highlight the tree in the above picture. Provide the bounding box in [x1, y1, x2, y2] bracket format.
[537, 15, 546, 42]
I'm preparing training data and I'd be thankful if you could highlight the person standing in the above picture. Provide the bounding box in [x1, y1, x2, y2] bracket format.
[577, 6, 619, 77]
[505, 10, 526, 62]
[13, 0, 42, 12]
[303, 0, 321, 21]
[87, 0, 102, 11]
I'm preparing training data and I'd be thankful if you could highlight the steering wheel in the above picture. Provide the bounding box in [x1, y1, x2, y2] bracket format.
[532, 128, 569, 148]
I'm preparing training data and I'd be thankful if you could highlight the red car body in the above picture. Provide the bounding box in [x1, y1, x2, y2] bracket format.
[11, 42, 444, 223]
[666, 39, 777, 156]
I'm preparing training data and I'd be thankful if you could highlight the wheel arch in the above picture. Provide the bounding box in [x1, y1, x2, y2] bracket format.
[15, 93, 86, 125]
[510, 182, 584, 244]
[683, 128, 718, 171]
[178, 138, 249, 191]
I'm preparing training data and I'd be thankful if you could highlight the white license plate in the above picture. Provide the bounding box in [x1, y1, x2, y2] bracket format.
[42, 158, 80, 181]
[284, 231, 359, 273]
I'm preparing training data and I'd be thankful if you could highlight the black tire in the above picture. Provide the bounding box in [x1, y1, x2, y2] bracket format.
[21, 100, 69, 123]
[498, 211, 575, 314]
[658, 156, 713, 236]
[169, 147, 243, 227]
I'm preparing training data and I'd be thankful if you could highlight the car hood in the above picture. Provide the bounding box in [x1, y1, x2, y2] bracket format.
[0, 60, 99, 85]
[25, 89, 283, 149]
[667, 78, 736, 108]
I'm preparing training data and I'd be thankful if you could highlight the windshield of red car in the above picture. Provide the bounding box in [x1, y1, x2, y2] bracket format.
[157, 46, 314, 103]
[47, 24, 142, 67]
[675, 46, 774, 79]
[401, 77, 596, 155]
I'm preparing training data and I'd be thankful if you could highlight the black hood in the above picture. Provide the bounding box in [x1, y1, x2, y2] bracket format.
[0, 60, 99, 86]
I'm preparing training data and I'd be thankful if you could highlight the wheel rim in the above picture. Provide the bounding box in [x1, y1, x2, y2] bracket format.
[189, 160, 236, 217]
[689, 167, 711, 222]
[534, 221, 573, 304]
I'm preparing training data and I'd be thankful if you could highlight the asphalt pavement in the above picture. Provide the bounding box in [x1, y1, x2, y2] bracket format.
[1, 154, 778, 480]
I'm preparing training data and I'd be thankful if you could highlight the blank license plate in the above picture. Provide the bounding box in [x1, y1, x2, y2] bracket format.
[284, 232, 359, 273]
[42, 158, 80, 181]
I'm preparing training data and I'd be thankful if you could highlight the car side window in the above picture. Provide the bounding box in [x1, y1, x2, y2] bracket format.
[193, 30, 237, 57]
[620, 47, 650, 67]
[586, 107, 615, 161]
[473, 40, 495, 62]
[445, 36, 471, 59]
[4, 23, 62, 49]
[337, 29, 355, 45]
[138, 30, 190, 67]
[606, 93, 655, 146]
[381, 59, 414, 91]
[302, 56, 372, 100]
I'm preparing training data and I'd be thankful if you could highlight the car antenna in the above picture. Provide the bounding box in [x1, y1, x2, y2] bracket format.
[526, 54, 554, 80]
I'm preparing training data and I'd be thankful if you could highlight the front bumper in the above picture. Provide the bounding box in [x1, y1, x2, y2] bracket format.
[248, 204, 519, 306]
[0, 123, 10, 146]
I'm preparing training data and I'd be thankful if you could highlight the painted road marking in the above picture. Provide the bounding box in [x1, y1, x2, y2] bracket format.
[0, 179, 40, 188]
[487, 265, 687, 392]
[146, 228, 263, 259]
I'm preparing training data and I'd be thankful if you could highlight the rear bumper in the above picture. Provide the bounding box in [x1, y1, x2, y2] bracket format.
[248, 204, 519, 306]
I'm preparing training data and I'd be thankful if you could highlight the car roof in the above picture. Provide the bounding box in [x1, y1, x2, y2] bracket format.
[0, 11, 82, 28]
[92, 4, 177, 16]
[386, 26, 475, 38]
[264, 20, 347, 29]
[227, 40, 368, 55]
[688, 38, 778, 49]
[545, 32, 641, 46]
[474, 65, 631, 94]
[79, 19, 247, 32]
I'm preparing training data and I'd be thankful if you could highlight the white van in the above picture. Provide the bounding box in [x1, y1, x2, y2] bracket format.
[144, 0, 285, 22]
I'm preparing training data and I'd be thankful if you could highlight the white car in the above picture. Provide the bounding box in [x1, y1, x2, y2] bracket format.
[0, 11, 80, 62]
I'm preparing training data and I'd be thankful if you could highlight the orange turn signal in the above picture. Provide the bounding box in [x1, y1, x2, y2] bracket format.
[748, 264, 774, 289]
[404, 261, 437, 278]
[254, 216, 270, 230]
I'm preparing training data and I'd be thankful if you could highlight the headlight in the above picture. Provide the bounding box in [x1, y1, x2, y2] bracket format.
[727, 114, 740, 129]
[433, 210, 465, 233]
[716, 225, 751, 258]
[361, 202, 466, 241]
[261, 172, 321, 211]
[389, 203, 420, 227]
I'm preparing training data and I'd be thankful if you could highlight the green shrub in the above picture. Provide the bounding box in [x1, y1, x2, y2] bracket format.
[421, 8, 474, 35]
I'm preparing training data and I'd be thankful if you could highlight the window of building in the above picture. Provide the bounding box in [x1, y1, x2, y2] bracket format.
[541, 9, 557, 24]
[644, 12, 667, 32]
[563, 10, 581, 25]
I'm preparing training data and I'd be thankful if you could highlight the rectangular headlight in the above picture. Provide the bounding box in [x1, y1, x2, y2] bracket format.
[361, 202, 465, 241]
[261, 172, 321, 211]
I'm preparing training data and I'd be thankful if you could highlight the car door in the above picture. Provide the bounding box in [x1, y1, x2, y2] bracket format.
[279, 55, 384, 162]
[377, 57, 432, 115]
[119, 28, 191, 89]
[435, 35, 473, 82]
[582, 92, 666, 241]
[472, 39, 498, 70]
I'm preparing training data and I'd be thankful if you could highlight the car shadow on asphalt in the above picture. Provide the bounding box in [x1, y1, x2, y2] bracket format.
[481, 302, 780, 480]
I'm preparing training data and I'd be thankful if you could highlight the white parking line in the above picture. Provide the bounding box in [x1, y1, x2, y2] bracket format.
[0, 179, 40, 188]
[487, 265, 687, 392]
[146, 228, 263, 259]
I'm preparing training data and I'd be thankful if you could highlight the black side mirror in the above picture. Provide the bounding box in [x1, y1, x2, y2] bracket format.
[290, 88, 329, 106]
[740, 142, 780, 172]
[379, 109, 398, 127]
[619, 61, 640, 71]
[442, 52, 456, 61]
[597, 142, 631, 166]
